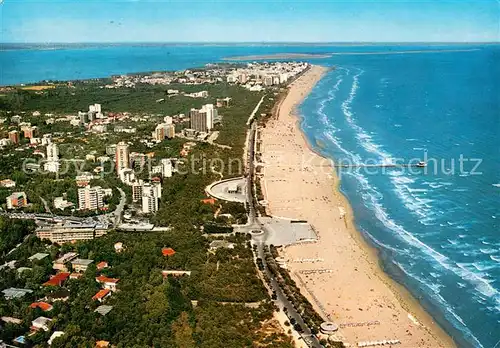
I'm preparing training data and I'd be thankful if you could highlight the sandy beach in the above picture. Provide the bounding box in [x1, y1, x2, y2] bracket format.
[259, 65, 456, 348]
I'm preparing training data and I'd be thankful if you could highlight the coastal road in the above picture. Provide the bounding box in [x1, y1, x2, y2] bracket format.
[244, 105, 323, 348]
[253, 236, 323, 348]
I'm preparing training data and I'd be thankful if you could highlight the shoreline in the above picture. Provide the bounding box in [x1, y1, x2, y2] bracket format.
[223, 53, 333, 61]
[259, 65, 456, 347]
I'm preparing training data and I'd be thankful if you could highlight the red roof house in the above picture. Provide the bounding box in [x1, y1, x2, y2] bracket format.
[95, 276, 120, 291]
[161, 247, 176, 257]
[29, 302, 53, 312]
[43, 272, 70, 287]
[92, 289, 111, 302]
[96, 261, 109, 270]
[201, 198, 216, 205]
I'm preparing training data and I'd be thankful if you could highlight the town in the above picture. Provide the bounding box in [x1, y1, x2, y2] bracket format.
[0, 61, 326, 347]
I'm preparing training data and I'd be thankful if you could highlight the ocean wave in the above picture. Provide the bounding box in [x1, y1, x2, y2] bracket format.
[490, 255, 500, 262]
[340, 69, 394, 162]
[355, 167, 500, 312]
[455, 263, 499, 299]
[391, 176, 435, 219]
[480, 248, 498, 255]
[392, 261, 485, 347]
[361, 227, 409, 255]
[323, 131, 361, 163]
[472, 261, 498, 272]
[316, 75, 344, 125]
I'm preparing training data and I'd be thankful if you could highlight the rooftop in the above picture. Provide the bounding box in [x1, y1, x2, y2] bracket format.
[32, 316, 52, 329]
[28, 252, 50, 261]
[71, 258, 94, 266]
[209, 240, 235, 250]
[96, 261, 108, 270]
[92, 289, 111, 301]
[46, 289, 70, 300]
[96, 275, 119, 284]
[30, 301, 53, 312]
[94, 305, 113, 316]
[54, 252, 79, 264]
[161, 247, 176, 257]
[2, 287, 33, 299]
[48, 331, 65, 345]
[43, 272, 70, 286]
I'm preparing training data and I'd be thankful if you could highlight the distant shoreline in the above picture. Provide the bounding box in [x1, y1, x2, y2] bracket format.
[223, 53, 333, 61]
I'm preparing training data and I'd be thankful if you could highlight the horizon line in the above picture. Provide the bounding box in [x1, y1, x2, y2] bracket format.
[1, 41, 499, 45]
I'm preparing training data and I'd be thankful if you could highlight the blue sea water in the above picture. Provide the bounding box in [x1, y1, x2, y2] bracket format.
[300, 46, 500, 348]
[1, 43, 499, 347]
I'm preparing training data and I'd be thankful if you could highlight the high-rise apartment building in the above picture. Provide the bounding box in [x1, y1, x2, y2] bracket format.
[8, 130, 19, 144]
[46, 143, 59, 161]
[78, 186, 105, 210]
[115, 142, 130, 172]
[189, 104, 216, 132]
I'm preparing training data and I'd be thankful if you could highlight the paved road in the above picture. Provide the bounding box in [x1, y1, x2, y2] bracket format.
[243, 105, 323, 348]
[253, 237, 323, 348]
[39, 197, 52, 215]
[112, 187, 126, 228]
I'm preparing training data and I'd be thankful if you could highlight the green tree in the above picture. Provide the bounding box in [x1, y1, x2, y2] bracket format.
[172, 312, 195, 348]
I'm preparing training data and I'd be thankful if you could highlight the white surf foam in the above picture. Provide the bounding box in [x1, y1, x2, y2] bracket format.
[352, 170, 500, 315]
[392, 261, 484, 347]
[490, 255, 500, 262]
[340, 69, 394, 162]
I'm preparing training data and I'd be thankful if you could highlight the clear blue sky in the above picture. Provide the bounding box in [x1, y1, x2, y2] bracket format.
[1, 0, 498, 43]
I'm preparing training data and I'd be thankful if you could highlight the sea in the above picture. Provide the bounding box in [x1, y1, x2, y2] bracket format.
[1, 43, 499, 347]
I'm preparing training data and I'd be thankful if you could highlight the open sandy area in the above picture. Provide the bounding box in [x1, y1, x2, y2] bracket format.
[259, 65, 455, 348]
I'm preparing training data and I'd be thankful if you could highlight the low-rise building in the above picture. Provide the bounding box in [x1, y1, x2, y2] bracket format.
[53, 196, 75, 210]
[8, 130, 20, 144]
[96, 276, 120, 291]
[37, 224, 108, 244]
[0, 179, 16, 188]
[114, 242, 124, 253]
[45, 289, 70, 302]
[94, 305, 113, 316]
[216, 97, 231, 107]
[161, 270, 191, 277]
[43, 272, 70, 287]
[30, 302, 53, 312]
[48, 331, 65, 345]
[31, 316, 52, 332]
[28, 253, 50, 262]
[96, 261, 109, 270]
[52, 252, 79, 271]
[71, 258, 94, 272]
[6, 192, 27, 209]
[161, 247, 176, 257]
[2, 288, 33, 300]
[209, 240, 235, 251]
[92, 289, 111, 302]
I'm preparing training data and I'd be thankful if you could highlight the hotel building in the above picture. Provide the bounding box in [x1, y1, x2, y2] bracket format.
[78, 186, 105, 210]
[115, 142, 130, 172]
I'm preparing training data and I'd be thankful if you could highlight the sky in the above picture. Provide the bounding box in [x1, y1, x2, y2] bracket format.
[0, 0, 498, 43]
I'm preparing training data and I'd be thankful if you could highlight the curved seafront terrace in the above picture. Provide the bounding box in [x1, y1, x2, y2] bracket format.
[205, 177, 247, 203]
